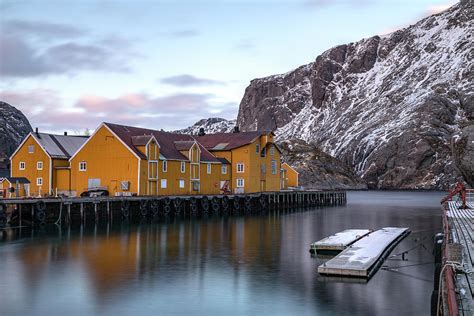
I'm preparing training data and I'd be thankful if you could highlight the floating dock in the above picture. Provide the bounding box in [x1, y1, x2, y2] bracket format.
[310, 229, 371, 253]
[317, 227, 410, 278]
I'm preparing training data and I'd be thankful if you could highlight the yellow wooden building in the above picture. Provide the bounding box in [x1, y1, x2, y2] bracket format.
[69, 122, 224, 196]
[196, 129, 283, 193]
[282, 163, 299, 189]
[7, 122, 288, 197]
[9, 130, 88, 197]
[0, 177, 30, 198]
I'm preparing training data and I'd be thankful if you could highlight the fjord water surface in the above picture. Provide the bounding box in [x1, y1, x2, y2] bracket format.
[0, 191, 444, 315]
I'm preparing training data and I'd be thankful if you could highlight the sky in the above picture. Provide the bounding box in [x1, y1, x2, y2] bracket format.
[0, 0, 458, 134]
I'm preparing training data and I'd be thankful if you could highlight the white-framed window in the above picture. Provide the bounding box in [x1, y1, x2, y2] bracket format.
[181, 161, 186, 173]
[28, 145, 34, 153]
[261, 164, 266, 174]
[271, 160, 277, 174]
[236, 163, 244, 173]
[37, 161, 43, 170]
[221, 165, 227, 174]
[236, 178, 244, 188]
[148, 161, 158, 180]
[256, 144, 260, 154]
[270, 146, 275, 156]
[207, 163, 212, 174]
[179, 179, 185, 188]
[162, 160, 168, 172]
[160, 179, 167, 188]
[19, 161, 25, 170]
[261, 147, 266, 157]
[79, 161, 87, 171]
[36, 177, 43, 186]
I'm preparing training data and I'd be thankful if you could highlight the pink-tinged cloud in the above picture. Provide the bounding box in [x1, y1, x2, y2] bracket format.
[0, 90, 238, 133]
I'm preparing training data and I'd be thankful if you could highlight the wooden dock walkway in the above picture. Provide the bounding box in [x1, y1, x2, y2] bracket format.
[317, 227, 410, 278]
[310, 229, 371, 253]
[0, 190, 346, 228]
[442, 201, 474, 315]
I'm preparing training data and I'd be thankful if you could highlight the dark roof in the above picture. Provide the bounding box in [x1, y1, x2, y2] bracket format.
[2, 177, 30, 184]
[196, 131, 263, 151]
[216, 157, 230, 164]
[174, 141, 195, 151]
[104, 123, 220, 162]
[33, 133, 89, 159]
[131, 135, 153, 146]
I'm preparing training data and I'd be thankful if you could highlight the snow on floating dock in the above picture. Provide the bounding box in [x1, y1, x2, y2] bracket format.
[317, 227, 410, 278]
[310, 229, 371, 252]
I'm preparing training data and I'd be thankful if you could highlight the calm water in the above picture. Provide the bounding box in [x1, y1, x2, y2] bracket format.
[0, 191, 444, 316]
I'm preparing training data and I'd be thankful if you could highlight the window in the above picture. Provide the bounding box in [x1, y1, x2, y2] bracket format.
[162, 160, 168, 172]
[28, 145, 34, 153]
[236, 163, 244, 173]
[256, 144, 260, 154]
[179, 179, 185, 188]
[271, 160, 277, 174]
[37, 161, 43, 170]
[181, 162, 186, 173]
[36, 177, 43, 186]
[19, 162, 25, 170]
[261, 147, 266, 157]
[160, 179, 167, 188]
[207, 163, 212, 174]
[79, 161, 87, 171]
[221, 165, 227, 174]
[148, 161, 158, 179]
[261, 164, 266, 174]
[270, 146, 275, 156]
[236, 178, 244, 188]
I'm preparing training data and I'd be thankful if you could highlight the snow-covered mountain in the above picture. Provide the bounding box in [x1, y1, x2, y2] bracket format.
[175, 117, 236, 135]
[237, 1, 473, 189]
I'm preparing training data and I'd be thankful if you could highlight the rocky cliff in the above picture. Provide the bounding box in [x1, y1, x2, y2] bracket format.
[237, 1, 473, 189]
[0, 101, 32, 176]
[0, 101, 32, 156]
[280, 140, 367, 190]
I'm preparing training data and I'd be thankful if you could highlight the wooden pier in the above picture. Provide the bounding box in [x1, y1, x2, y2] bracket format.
[310, 229, 371, 253]
[317, 227, 410, 278]
[0, 190, 346, 228]
[438, 200, 474, 316]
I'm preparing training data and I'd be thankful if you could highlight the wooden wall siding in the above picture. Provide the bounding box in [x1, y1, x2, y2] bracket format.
[70, 125, 140, 196]
[282, 163, 299, 187]
[11, 135, 51, 196]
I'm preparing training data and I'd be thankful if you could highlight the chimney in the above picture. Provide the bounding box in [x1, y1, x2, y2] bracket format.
[35, 127, 38, 134]
[64, 131, 68, 136]
[35, 127, 41, 138]
[198, 127, 205, 136]
[233, 126, 240, 133]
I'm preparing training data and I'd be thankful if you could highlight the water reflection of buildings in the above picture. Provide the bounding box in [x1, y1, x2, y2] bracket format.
[8, 216, 283, 305]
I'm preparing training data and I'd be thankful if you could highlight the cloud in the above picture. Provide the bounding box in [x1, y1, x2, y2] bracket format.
[3, 19, 86, 39]
[160, 74, 226, 87]
[162, 29, 200, 38]
[303, 0, 373, 8]
[0, 20, 139, 78]
[0, 90, 238, 132]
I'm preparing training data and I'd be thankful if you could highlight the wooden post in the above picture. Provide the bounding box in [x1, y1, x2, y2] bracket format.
[80, 203, 84, 223]
[67, 204, 71, 225]
[94, 202, 98, 223]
